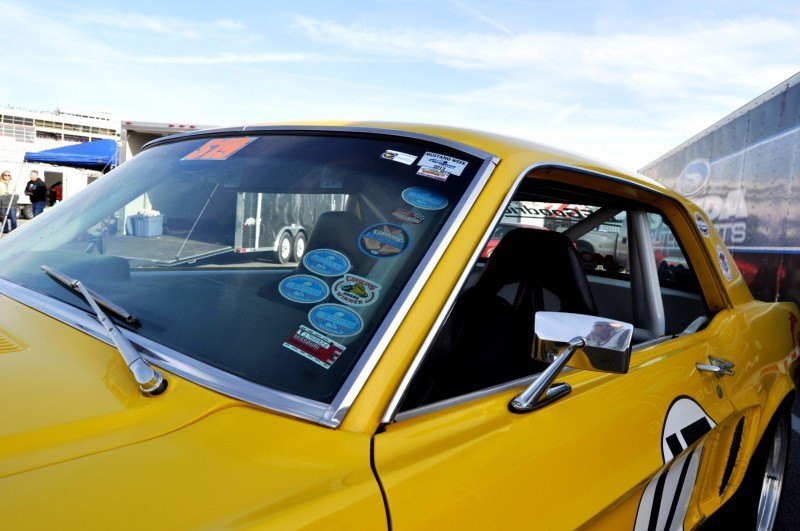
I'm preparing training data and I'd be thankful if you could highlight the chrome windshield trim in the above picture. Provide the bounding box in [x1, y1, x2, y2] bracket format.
[395, 374, 539, 423]
[0, 129, 500, 429]
[323, 155, 499, 427]
[0, 277, 331, 423]
[380, 161, 684, 424]
[143, 125, 496, 162]
[379, 161, 530, 423]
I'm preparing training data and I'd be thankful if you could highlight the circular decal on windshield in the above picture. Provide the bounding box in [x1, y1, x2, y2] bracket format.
[694, 212, 710, 238]
[401, 187, 448, 210]
[716, 245, 732, 281]
[278, 274, 330, 304]
[308, 303, 364, 337]
[359, 223, 409, 258]
[332, 274, 381, 307]
[302, 249, 351, 277]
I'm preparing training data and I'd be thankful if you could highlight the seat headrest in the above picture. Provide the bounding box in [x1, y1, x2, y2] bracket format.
[477, 228, 597, 315]
[301, 211, 373, 274]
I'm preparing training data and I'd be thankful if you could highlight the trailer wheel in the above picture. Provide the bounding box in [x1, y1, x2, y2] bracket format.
[276, 232, 293, 264]
[21, 205, 34, 219]
[292, 232, 307, 263]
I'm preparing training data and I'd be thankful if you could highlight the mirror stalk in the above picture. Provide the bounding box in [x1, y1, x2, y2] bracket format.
[510, 337, 585, 413]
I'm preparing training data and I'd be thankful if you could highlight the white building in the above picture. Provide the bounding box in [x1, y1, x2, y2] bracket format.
[0, 107, 119, 217]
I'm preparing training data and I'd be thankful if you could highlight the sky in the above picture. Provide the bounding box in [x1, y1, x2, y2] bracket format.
[1, 0, 799, 170]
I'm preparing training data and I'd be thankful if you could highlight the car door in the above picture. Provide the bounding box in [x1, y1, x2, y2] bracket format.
[372, 177, 739, 530]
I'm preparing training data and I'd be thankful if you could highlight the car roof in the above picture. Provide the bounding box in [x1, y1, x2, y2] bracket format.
[144, 120, 679, 201]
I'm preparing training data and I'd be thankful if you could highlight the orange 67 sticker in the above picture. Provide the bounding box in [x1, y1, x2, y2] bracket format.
[182, 137, 257, 161]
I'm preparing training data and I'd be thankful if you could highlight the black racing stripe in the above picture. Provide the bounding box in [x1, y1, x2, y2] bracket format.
[662, 450, 695, 531]
[681, 417, 713, 447]
[648, 470, 669, 531]
[666, 433, 684, 458]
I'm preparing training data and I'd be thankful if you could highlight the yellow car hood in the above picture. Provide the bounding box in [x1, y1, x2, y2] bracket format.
[0, 294, 235, 478]
[0, 295, 384, 528]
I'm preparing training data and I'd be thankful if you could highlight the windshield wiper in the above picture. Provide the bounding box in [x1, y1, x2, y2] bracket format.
[41, 265, 139, 326]
[41, 265, 167, 396]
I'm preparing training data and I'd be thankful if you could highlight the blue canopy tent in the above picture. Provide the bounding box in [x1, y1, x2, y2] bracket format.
[23, 139, 119, 172]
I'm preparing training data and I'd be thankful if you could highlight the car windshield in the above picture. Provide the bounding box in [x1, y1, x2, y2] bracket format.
[0, 132, 486, 403]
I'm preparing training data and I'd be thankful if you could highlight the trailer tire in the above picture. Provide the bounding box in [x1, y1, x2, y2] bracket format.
[276, 232, 293, 264]
[21, 205, 34, 219]
[292, 232, 307, 263]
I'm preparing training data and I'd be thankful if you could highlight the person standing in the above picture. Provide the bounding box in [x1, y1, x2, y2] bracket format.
[25, 170, 47, 217]
[0, 170, 18, 232]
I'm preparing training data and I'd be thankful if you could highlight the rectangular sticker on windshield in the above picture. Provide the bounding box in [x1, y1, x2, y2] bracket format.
[417, 152, 468, 176]
[181, 137, 257, 161]
[381, 149, 417, 165]
[283, 325, 345, 369]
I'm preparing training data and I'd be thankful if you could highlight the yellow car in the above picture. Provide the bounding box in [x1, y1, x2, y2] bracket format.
[0, 124, 797, 530]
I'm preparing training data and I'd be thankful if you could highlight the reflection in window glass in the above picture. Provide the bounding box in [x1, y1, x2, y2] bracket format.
[0, 134, 485, 403]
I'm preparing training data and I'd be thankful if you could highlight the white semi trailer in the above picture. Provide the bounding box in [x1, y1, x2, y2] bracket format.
[119, 123, 341, 263]
[120, 120, 215, 163]
[641, 71, 800, 308]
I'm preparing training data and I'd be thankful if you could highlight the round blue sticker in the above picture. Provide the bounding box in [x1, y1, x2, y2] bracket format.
[302, 249, 351, 277]
[402, 187, 448, 210]
[358, 223, 409, 258]
[278, 274, 330, 304]
[308, 303, 364, 337]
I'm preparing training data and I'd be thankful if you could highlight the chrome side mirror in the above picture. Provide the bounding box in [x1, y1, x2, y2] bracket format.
[510, 312, 633, 413]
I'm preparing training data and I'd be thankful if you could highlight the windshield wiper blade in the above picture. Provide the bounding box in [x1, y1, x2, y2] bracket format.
[40, 265, 139, 326]
[41, 265, 167, 395]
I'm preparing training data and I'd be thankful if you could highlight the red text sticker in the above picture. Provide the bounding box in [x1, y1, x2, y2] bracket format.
[181, 137, 256, 161]
[283, 325, 345, 369]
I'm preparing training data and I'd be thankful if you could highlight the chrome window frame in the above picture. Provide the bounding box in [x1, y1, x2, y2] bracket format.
[0, 127, 498, 429]
[381, 162, 715, 424]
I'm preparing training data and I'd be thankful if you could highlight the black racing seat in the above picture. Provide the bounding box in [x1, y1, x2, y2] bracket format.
[404, 228, 598, 407]
[298, 211, 373, 276]
[259, 211, 371, 300]
[477, 228, 598, 316]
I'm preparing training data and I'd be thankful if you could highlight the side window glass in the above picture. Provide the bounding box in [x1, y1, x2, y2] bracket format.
[647, 213, 706, 334]
[648, 213, 700, 293]
[573, 212, 629, 275]
[400, 193, 708, 414]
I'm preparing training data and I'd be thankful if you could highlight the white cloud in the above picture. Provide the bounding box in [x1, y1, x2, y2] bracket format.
[293, 16, 800, 96]
[2, 1, 798, 169]
[73, 11, 249, 39]
[132, 52, 326, 65]
[214, 18, 245, 31]
[449, 0, 514, 36]
[75, 13, 202, 38]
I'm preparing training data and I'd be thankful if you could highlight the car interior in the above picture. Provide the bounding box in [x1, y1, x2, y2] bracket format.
[399, 179, 710, 412]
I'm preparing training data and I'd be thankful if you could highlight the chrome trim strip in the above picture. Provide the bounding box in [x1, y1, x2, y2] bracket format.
[0, 278, 332, 423]
[395, 374, 539, 422]
[0, 128, 500, 429]
[144, 125, 496, 161]
[379, 162, 531, 424]
[322, 156, 499, 427]
[381, 161, 698, 424]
